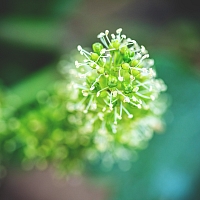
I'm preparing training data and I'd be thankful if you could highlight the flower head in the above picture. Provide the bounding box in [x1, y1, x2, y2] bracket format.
[72, 28, 167, 134]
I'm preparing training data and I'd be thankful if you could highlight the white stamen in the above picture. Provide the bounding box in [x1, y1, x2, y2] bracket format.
[112, 91, 118, 98]
[99, 121, 106, 134]
[89, 115, 98, 124]
[119, 102, 123, 120]
[91, 103, 97, 110]
[150, 95, 155, 101]
[90, 86, 95, 91]
[111, 124, 117, 133]
[118, 69, 123, 81]
[102, 57, 107, 63]
[97, 32, 105, 38]
[128, 114, 133, 118]
[127, 38, 136, 44]
[79, 73, 86, 78]
[116, 89, 131, 103]
[149, 68, 156, 77]
[90, 74, 102, 91]
[96, 65, 100, 70]
[118, 76, 123, 81]
[121, 34, 126, 39]
[136, 80, 152, 91]
[98, 112, 104, 120]
[122, 105, 133, 118]
[102, 107, 106, 112]
[116, 28, 122, 34]
[111, 34, 115, 39]
[136, 92, 151, 99]
[141, 45, 146, 54]
[74, 96, 87, 110]
[96, 87, 108, 97]
[105, 30, 111, 44]
[74, 84, 87, 90]
[82, 90, 89, 97]
[135, 54, 149, 68]
[103, 99, 110, 106]
[83, 95, 94, 113]
[124, 97, 130, 103]
[78, 48, 91, 60]
[133, 86, 139, 92]
[77, 45, 82, 51]
[100, 37, 108, 48]
[100, 49, 106, 54]
[105, 30, 109, 35]
[132, 96, 137, 102]
[114, 107, 118, 125]
[141, 101, 149, 110]
[75, 61, 89, 68]
[75, 60, 79, 66]
[142, 68, 148, 73]
[112, 98, 118, 104]
[129, 101, 138, 107]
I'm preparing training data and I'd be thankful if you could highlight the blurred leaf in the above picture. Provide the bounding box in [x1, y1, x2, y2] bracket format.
[0, 17, 64, 50]
[10, 66, 58, 105]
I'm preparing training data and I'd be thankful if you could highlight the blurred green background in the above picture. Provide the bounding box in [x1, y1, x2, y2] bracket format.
[0, 0, 200, 199]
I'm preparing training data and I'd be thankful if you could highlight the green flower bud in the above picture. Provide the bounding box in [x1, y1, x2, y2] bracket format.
[121, 63, 130, 70]
[130, 60, 139, 67]
[120, 46, 128, 54]
[99, 90, 107, 98]
[92, 43, 103, 55]
[129, 51, 135, 57]
[123, 51, 131, 62]
[108, 75, 118, 87]
[122, 82, 133, 94]
[90, 63, 97, 69]
[97, 67, 104, 74]
[111, 40, 120, 49]
[91, 52, 99, 61]
[130, 68, 140, 76]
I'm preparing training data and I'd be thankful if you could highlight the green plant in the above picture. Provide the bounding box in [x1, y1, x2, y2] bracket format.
[0, 28, 167, 175]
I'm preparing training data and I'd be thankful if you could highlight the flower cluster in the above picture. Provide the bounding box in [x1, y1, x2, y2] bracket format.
[67, 28, 167, 135]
